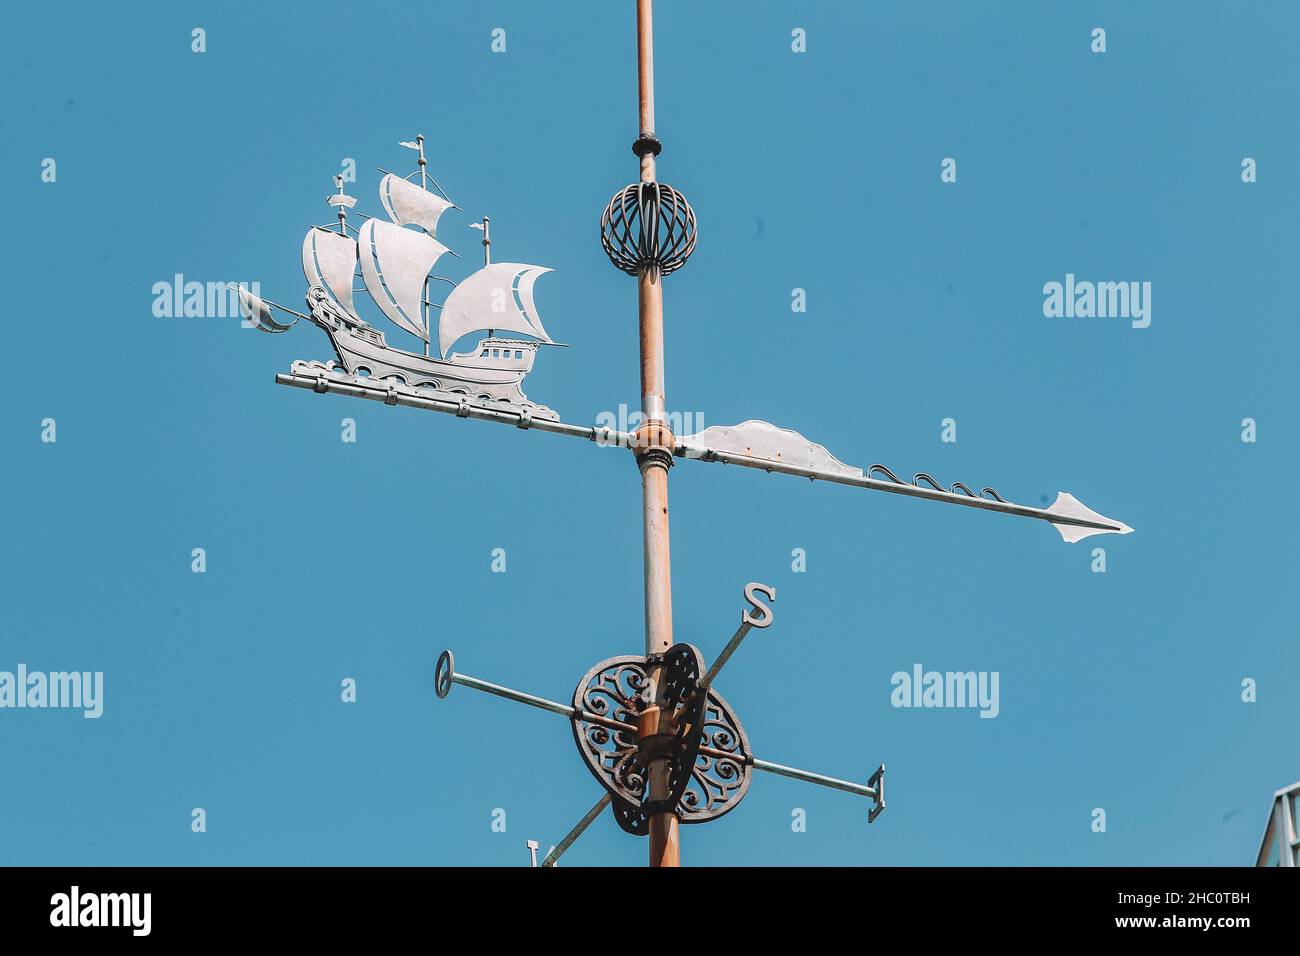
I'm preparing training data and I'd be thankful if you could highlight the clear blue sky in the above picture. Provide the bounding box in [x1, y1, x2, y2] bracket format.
[2, 0, 1296, 866]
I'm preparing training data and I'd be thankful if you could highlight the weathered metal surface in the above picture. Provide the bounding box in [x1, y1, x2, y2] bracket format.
[1255, 779, 1300, 867]
[699, 582, 775, 692]
[435, 633, 889, 855]
[751, 760, 887, 823]
[623, 3, 683, 865]
[568, 645, 753, 836]
[279, 359, 561, 422]
[678, 420, 861, 478]
[540, 793, 612, 867]
[601, 181, 697, 278]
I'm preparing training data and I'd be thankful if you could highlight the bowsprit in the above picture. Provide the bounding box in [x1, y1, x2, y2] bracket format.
[434, 582, 886, 865]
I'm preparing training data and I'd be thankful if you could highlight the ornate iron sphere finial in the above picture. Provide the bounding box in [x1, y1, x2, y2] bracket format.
[600, 181, 697, 278]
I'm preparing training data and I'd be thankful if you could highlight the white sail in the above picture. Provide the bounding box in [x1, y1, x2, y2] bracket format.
[380, 173, 453, 238]
[438, 262, 554, 357]
[357, 219, 449, 342]
[302, 227, 359, 319]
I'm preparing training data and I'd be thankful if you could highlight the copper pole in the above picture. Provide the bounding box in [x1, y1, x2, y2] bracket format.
[632, 0, 679, 869]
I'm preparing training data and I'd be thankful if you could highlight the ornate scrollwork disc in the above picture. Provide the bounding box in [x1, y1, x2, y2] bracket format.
[569, 644, 752, 836]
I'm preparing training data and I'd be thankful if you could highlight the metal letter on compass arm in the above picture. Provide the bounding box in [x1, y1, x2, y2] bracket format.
[434, 582, 886, 865]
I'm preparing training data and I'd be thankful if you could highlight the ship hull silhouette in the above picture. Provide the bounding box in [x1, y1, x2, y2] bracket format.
[306, 287, 542, 404]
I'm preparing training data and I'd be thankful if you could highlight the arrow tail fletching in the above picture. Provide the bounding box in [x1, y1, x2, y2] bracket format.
[1045, 492, 1133, 543]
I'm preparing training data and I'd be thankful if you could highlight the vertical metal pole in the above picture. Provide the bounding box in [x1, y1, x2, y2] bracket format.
[633, 0, 679, 869]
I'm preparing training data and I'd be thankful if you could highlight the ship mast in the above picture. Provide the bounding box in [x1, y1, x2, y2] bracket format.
[414, 134, 433, 358]
[328, 175, 354, 236]
[481, 217, 492, 336]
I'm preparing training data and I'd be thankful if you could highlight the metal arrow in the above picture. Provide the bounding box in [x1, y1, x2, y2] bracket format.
[277, 370, 1132, 543]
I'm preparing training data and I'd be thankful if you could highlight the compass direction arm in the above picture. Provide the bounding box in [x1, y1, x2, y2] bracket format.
[752, 760, 887, 822]
[436, 648, 887, 824]
[675, 420, 1133, 543]
[435, 650, 635, 734]
[539, 794, 613, 867]
[697, 582, 775, 693]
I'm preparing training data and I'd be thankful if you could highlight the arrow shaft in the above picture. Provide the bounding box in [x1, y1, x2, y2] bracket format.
[277, 372, 1125, 536]
[685, 448, 1122, 533]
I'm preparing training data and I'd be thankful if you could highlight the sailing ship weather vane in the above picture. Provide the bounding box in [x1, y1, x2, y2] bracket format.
[236, 131, 563, 419]
[233, 0, 1132, 867]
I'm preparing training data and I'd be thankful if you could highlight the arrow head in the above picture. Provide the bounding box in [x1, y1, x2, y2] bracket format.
[1046, 492, 1134, 543]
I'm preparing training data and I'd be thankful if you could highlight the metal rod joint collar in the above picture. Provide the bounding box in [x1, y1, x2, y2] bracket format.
[632, 133, 663, 157]
[632, 421, 675, 470]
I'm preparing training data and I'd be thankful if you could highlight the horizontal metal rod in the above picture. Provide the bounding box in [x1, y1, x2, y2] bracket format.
[451, 674, 634, 736]
[447, 668, 876, 803]
[751, 758, 878, 800]
[541, 794, 612, 867]
[451, 673, 574, 717]
[456, 673, 742, 766]
[276, 374, 1126, 536]
[683, 448, 1124, 533]
[275, 372, 629, 446]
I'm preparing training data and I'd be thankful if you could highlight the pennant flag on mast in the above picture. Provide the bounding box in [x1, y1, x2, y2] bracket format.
[235, 285, 293, 333]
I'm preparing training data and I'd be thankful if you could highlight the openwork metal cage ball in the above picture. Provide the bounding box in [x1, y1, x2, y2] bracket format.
[600, 181, 697, 277]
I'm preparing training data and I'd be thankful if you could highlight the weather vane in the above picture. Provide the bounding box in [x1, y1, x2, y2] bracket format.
[235, 0, 1131, 867]
[235, 130, 562, 417]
